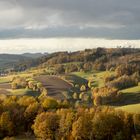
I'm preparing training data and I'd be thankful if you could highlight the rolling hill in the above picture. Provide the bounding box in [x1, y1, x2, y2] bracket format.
[0, 54, 31, 70]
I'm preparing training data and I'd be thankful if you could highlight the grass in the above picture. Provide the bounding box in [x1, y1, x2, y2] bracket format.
[8, 89, 29, 95]
[72, 71, 93, 79]
[116, 103, 140, 113]
[120, 84, 140, 94]
[0, 77, 11, 83]
[116, 85, 140, 112]
[0, 69, 40, 85]
[72, 70, 115, 87]
[113, 84, 140, 106]
[7, 89, 40, 97]
[0, 72, 33, 84]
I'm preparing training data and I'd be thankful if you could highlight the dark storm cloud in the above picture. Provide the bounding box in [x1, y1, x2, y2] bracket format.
[0, 0, 140, 39]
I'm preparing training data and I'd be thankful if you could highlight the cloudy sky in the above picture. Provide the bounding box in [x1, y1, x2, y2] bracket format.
[0, 0, 140, 53]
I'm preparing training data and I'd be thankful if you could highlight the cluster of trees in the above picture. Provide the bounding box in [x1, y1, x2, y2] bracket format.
[0, 95, 69, 139]
[54, 63, 82, 74]
[45, 48, 140, 72]
[50, 48, 140, 75]
[107, 75, 138, 90]
[11, 76, 27, 89]
[104, 63, 140, 90]
[116, 64, 140, 77]
[3, 47, 140, 74]
[54, 62, 106, 74]
[0, 95, 139, 140]
[92, 87, 118, 105]
[11, 76, 44, 92]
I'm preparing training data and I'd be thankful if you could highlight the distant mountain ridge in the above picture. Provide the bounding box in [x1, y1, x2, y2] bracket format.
[0, 53, 48, 71]
[0, 54, 30, 70]
[21, 52, 48, 59]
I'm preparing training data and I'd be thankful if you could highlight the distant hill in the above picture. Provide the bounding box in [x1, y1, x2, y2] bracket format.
[1, 48, 140, 73]
[0, 54, 30, 70]
[0, 53, 49, 72]
[21, 52, 48, 59]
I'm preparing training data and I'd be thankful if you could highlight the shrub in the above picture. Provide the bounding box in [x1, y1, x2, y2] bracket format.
[42, 98, 58, 109]
[72, 93, 78, 100]
[80, 85, 86, 92]
[11, 76, 26, 89]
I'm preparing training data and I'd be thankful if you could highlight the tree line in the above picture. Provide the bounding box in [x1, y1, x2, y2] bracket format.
[0, 95, 140, 140]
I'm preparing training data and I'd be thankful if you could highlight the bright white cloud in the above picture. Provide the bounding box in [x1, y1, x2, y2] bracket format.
[0, 38, 139, 54]
[0, 0, 139, 53]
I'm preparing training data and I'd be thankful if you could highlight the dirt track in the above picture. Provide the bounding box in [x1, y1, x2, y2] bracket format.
[35, 75, 72, 99]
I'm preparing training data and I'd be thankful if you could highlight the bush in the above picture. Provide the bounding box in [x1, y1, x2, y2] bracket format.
[11, 76, 26, 89]
[72, 93, 78, 100]
[42, 98, 58, 109]
[80, 85, 86, 92]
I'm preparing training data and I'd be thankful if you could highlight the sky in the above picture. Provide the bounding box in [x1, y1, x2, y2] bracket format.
[0, 0, 140, 53]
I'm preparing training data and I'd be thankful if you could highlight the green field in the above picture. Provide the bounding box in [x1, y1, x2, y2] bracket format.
[0, 72, 34, 84]
[7, 89, 40, 96]
[120, 84, 140, 94]
[114, 84, 140, 106]
[72, 71, 115, 87]
[116, 103, 140, 113]
[116, 84, 140, 113]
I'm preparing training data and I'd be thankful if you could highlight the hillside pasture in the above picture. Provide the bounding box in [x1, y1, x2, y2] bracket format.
[116, 103, 140, 113]
[114, 84, 140, 106]
[7, 89, 40, 96]
[72, 71, 115, 87]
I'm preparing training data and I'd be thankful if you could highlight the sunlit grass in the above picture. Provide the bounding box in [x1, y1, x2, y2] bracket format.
[116, 104, 140, 113]
[120, 84, 140, 94]
[73, 71, 115, 87]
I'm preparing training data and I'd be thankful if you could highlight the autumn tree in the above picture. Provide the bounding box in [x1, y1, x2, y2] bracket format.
[42, 97, 58, 110]
[32, 112, 59, 139]
[0, 112, 15, 137]
[58, 109, 75, 139]
[92, 112, 124, 140]
[72, 113, 93, 140]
